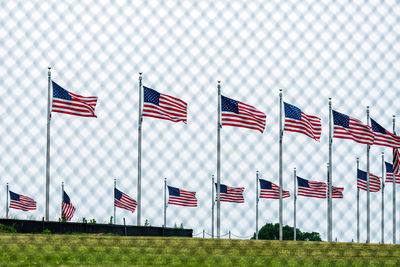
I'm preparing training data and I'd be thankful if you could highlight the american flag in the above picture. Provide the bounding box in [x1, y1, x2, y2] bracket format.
[385, 161, 400, 184]
[333, 110, 374, 145]
[284, 102, 321, 141]
[114, 188, 137, 213]
[142, 86, 187, 123]
[394, 148, 400, 177]
[215, 184, 245, 203]
[259, 179, 290, 199]
[357, 169, 381, 192]
[167, 186, 197, 207]
[297, 177, 327, 199]
[331, 186, 344, 199]
[370, 118, 400, 148]
[9, 191, 37, 211]
[221, 95, 266, 133]
[52, 81, 97, 117]
[62, 190, 76, 221]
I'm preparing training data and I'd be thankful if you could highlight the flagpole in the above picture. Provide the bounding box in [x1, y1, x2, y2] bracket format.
[393, 115, 397, 244]
[327, 162, 330, 242]
[279, 88, 283, 240]
[366, 106, 370, 243]
[45, 67, 52, 221]
[137, 72, 143, 226]
[381, 152, 385, 244]
[217, 81, 221, 239]
[357, 157, 360, 243]
[293, 168, 296, 241]
[212, 175, 215, 238]
[256, 171, 259, 240]
[61, 181, 64, 219]
[6, 183, 9, 219]
[328, 97, 333, 242]
[164, 177, 167, 228]
[114, 179, 116, 224]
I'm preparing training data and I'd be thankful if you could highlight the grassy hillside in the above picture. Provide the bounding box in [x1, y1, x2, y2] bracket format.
[0, 234, 399, 266]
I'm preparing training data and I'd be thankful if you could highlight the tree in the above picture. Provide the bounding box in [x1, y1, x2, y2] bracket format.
[252, 223, 321, 241]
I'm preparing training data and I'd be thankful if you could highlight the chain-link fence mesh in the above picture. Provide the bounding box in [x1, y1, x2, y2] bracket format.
[1, 0, 400, 252]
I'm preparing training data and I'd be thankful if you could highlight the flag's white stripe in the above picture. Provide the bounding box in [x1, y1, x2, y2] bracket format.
[143, 103, 187, 122]
[160, 93, 187, 108]
[259, 190, 290, 199]
[222, 112, 266, 125]
[53, 99, 96, 113]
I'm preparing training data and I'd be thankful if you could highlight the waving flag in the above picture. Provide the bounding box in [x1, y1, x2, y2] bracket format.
[142, 86, 187, 123]
[370, 118, 400, 148]
[332, 186, 344, 199]
[284, 102, 321, 141]
[9, 191, 37, 211]
[114, 188, 137, 213]
[357, 169, 381, 192]
[333, 110, 374, 145]
[52, 81, 97, 117]
[215, 184, 245, 203]
[62, 191, 76, 221]
[394, 148, 400, 176]
[297, 177, 327, 199]
[221, 95, 266, 133]
[385, 161, 400, 184]
[259, 179, 290, 199]
[167, 186, 197, 207]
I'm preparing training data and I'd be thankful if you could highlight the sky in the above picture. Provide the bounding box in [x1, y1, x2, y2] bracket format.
[1, 0, 400, 243]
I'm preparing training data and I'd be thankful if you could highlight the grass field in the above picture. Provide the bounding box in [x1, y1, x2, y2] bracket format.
[0, 234, 399, 266]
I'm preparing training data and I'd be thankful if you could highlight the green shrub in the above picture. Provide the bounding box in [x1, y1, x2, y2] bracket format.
[42, 229, 51, 235]
[0, 223, 16, 233]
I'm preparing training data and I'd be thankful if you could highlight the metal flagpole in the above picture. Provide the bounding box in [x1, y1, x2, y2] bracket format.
[217, 81, 221, 239]
[61, 182, 64, 220]
[382, 152, 385, 244]
[114, 179, 116, 224]
[327, 162, 330, 242]
[393, 115, 397, 244]
[164, 178, 167, 227]
[357, 157, 360, 243]
[212, 175, 215, 238]
[137, 72, 143, 226]
[256, 171, 259, 240]
[294, 168, 297, 241]
[328, 98, 333, 242]
[6, 183, 9, 219]
[45, 67, 52, 221]
[366, 106, 370, 243]
[279, 89, 283, 240]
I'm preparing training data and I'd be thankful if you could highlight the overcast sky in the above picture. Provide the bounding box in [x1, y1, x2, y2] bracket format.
[1, 0, 400, 242]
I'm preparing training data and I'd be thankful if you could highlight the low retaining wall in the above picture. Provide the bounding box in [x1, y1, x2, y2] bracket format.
[0, 219, 192, 237]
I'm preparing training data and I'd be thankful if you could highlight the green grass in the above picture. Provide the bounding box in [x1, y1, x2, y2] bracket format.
[0, 234, 399, 266]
